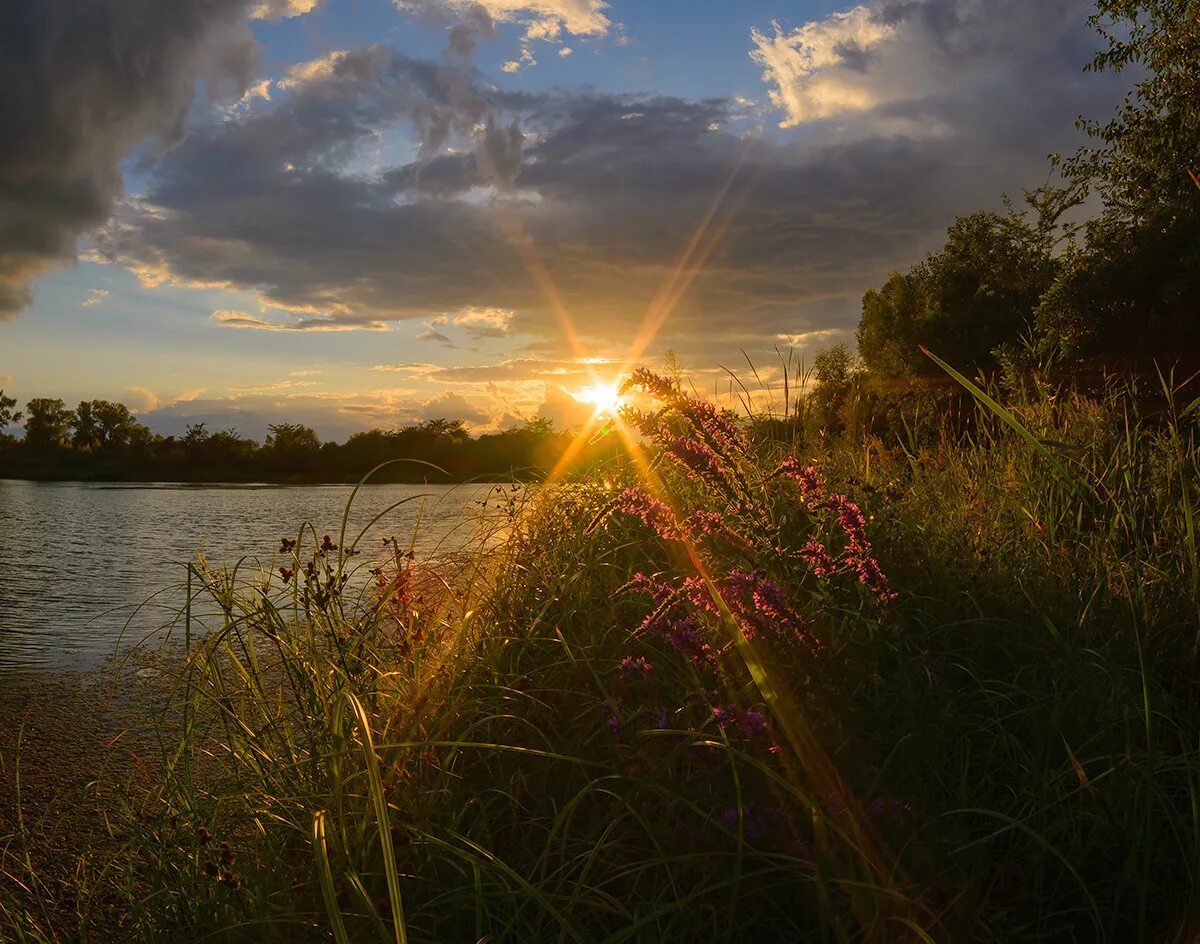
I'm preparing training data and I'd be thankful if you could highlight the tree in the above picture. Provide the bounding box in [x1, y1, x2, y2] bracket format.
[70, 400, 145, 450]
[1041, 0, 1200, 363]
[92, 400, 140, 448]
[806, 345, 859, 434]
[23, 398, 72, 450]
[0, 391, 21, 429]
[71, 401, 100, 450]
[857, 210, 1057, 378]
[265, 423, 321, 473]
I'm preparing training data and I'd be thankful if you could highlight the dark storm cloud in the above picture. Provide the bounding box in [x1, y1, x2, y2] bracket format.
[0, 0, 262, 318]
[96, 0, 1128, 355]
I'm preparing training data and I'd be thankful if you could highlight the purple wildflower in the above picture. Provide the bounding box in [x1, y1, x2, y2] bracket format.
[618, 487, 681, 540]
[665, 436, 728, 489]
[712, 704, 769, 738]
[621, 368, 678, 401]
[779, 457, 826, 507]
[665, 618, 709, 662]
[603, 698, 623, 739]
[800, 540, 834, 578]
[626, 572, 674, 603]
[739, 708, 768, 737]
[618, 655, 654, 680]
[685, 509, 726, 537]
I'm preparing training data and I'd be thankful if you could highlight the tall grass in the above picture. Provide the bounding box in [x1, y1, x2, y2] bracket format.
[3, 367, 1199, 942]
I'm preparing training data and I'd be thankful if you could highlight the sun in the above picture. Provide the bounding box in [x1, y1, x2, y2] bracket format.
[575, 381, 625, 417]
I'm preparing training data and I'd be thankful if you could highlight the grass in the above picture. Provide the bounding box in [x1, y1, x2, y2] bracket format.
[1, 365, 1198, 942]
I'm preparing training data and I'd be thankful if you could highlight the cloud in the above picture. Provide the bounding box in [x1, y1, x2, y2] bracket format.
[250, 0, 322, 19]
[417, 328, 456, 345]
[0, 0, 261, 318]
[414, 391, 490, 425]
[397, 0, 610, 42]
[92, 4, 1125, 358]
[751, 8, 896, 125]
[775, 328, 849, 348]
[536, 384, 593, 430]
[0, 373, 12, 388]
[229, 379, 321, 393]
[752, 0, 1098, 134]
[125, 386, 160, 412]
[211, 310, 391, 331]
[453, 307, 515, 338]
[140, 390, 419, 440]
[82, 289, 110, 307]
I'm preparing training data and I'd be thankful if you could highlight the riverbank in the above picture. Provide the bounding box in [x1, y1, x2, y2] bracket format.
[2, 372, 1198, 941]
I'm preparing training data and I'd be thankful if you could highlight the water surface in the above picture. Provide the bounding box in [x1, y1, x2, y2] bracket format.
[0, 480, 500, 670]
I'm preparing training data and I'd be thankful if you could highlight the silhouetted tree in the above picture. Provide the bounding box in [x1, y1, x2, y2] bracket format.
[858, 210, 1057, 379]
[265, 423, 321, 474]
[0, 391, 21, 430]
[71, 401, 100, 450]
[805, 345, 860, 435]
[1039, 0, 1200, 363]
[23, 398, 72, 450]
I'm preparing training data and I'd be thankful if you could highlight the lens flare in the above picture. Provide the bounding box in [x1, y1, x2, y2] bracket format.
[575, 381, 624, 417]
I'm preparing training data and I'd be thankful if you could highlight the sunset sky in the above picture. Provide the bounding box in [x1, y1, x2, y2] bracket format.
[1, 0, 1127, 439]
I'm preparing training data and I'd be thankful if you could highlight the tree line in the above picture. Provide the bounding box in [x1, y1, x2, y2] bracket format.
[0, 394, 618, 483]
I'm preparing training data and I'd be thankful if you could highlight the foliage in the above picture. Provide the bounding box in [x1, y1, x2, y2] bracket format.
[0, 390, 20, 434]
[21, 398, 73, 451]
[1042, 0, 1200, 363]
[857, 210, 1058, 380]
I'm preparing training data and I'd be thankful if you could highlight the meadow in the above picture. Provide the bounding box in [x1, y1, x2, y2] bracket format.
[2, 363, 1198, 943]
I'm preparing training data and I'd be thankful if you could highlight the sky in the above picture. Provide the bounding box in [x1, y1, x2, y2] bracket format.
[0, 0, 1128, 440]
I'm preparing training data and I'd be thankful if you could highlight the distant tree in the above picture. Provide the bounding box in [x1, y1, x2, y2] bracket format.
[183, 423, 210, 452]
[0, 391, 22, 429]
[806, 345, 860, 434]
[70, 400, 146, 450]
[92, 400, 140, 448]
[265, 423, 321, 473]
[23, 398, 72, 450]
[857, 210, 1058, 379]
[71, 401, 100, 450]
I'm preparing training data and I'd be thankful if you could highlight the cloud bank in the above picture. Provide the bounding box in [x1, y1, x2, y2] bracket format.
[0, 0, 266, 317]
[91, 0, 1121, 362]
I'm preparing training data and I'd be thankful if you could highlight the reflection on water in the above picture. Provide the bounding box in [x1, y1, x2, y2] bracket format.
[0, 480, 499, 671]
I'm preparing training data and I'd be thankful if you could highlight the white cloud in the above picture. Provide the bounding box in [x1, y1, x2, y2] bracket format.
[750, 8, 896, 126]
[124, 386, 160, 413]
[452, 307, 514, 338]
[502, 47, 537, 73]
[558, 46, 573, 57]
[82, 288, 110, 307]
[398, 0, 610, 39]
[251, 0, 321, 20]
[416, 391, 490, 425]
[0, 373, 12, 387]
[277, 51, 351, 90]
[775, 328, 849, 348]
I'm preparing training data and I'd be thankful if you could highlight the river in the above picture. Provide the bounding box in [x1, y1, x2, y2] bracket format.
[0, 480, 503, 670]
